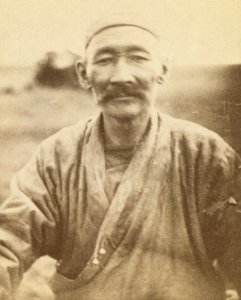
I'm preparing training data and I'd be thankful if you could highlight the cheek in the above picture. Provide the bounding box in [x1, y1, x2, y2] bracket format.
[86, 69, 110, 100]
[134, 67, 157, 89]
[87, 67, 110, 89]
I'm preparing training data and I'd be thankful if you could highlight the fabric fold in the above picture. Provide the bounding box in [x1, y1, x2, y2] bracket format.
[49, 110, 236, 300]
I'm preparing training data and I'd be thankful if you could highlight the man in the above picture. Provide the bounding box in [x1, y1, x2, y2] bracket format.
[0, 15, 241, 300]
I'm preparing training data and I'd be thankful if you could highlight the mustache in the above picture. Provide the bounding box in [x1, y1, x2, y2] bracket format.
[100, 83, 146, 103]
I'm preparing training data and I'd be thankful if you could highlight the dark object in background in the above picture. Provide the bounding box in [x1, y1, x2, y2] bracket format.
[158, 64, 241, 156]
[1, 86, 17, 94]
[34, 51, 80, 89]
[224, 65, 241, 156]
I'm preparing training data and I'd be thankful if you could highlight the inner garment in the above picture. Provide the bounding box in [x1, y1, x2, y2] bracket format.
[104, 144, 135, 202]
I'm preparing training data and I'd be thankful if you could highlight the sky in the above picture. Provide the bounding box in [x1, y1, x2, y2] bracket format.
[1, 0, 241, 66]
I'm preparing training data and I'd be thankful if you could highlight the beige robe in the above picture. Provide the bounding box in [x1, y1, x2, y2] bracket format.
[0, 110, 241, 299]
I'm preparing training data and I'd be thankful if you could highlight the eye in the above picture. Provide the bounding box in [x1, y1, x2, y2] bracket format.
[129, 55, 149, 63]
[94, 57, 115, 65]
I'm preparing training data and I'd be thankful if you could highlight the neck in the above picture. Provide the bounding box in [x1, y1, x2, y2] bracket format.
[103, 109, 152, 147]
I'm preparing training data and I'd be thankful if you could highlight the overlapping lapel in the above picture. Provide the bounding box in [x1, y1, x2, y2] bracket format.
[82, 114, 109, 213]
[53, 110, 170, 292]
[91, 108, 160, 255]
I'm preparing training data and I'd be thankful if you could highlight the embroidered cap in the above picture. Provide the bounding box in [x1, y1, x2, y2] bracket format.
[85, 13, 160, 49]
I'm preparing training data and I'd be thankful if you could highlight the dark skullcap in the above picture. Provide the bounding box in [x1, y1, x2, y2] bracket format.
[85, 13, 160, 49]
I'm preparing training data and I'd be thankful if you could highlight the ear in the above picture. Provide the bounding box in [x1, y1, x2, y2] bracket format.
[156, 60, 169, 85]
[75, 59, 91, 90]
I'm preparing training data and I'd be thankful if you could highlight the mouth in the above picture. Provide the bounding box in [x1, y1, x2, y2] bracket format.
[112, 96, 135, 101]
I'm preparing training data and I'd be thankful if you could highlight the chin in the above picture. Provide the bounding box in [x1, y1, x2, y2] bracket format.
[102, 102, 148, 120]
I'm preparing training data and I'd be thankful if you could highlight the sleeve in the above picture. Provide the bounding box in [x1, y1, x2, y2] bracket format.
[215, 200, 241, 295]
[0, 141, 61, 297]
[199, 137, 241, 294]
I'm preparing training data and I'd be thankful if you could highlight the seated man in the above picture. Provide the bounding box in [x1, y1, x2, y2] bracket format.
[0, 15, 241, 300]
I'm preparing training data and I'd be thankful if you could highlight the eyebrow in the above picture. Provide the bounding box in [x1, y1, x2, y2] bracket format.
[94, 45, 151, 59]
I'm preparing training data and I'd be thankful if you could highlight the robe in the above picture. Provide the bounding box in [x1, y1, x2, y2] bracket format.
[0, 110, 240, 300]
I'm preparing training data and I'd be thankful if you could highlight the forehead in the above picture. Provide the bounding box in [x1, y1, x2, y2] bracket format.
[86, 26, 160, 58]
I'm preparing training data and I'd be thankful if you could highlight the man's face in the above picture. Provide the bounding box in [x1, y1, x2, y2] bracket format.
[83, 26, 165, 119]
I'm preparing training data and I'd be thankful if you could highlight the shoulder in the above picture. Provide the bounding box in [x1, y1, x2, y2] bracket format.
[162, 113, 228, 145]
[161, 113, 220, 142]
[36, 116, 96, 163]
[43, 117, 93, 145]
[161, 113, 239, 164]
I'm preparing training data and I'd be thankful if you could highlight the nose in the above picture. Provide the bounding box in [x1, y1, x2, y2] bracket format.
[110, 57, 134, 84]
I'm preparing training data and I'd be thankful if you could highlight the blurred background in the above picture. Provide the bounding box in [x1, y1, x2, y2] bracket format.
[0, 0, 241, 299]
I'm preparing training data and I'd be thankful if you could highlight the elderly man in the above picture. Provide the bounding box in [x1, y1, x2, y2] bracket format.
[0, 16, 241, 300]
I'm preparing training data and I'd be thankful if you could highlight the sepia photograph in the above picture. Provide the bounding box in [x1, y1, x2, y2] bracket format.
[0, 0, 241, 299]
